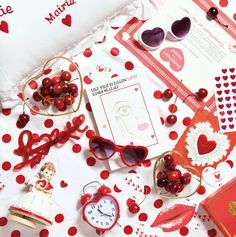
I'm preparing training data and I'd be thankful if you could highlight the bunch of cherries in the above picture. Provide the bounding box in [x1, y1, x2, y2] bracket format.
[33, 70, 78, 111]
[156, 153, 191, 194]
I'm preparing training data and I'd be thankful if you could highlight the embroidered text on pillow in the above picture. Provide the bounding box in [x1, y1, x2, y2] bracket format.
[0, 5, 13, 17]
[45, 0, 77, 24]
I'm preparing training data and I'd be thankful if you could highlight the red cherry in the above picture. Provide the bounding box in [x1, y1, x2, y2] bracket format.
[174, 169, 182, 177]
[72, 92, 78, 98]
[64, 94, 75, 105]
[196, 88, 208, 99]
[68, 83, 78, 94]
[42, 95, 52, 106]
[42, 77, 52, 88]
[176, 183, 184, 193]
[180, 173, 192, 184]
[128, 202, 140, 213]
[40, 87, 50, 96]
[53, 83, 63, 94]
[157, 171, 165, 179]
[18, 113, 30, 125]
[54, 98, 65, 109]
[58, 104, 67, 112]
[157, 178, 169, 187]
[61, 71, 72, 81]
[80, 193, 92, 205]
[162, 89, 173, 100]
[164, 154, 174, 165]
[97, 185, 111, 195]
[63, 84, 69, 93]
[52, 76, 61, 85]
[165, 162, 177, 171]
[166, 114, 177, 125]
[33, 91, 42, 101]
[167, 171, 180, 182]
[168, 183, 178, 194]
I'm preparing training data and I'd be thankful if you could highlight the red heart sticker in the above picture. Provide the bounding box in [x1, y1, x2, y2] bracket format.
[0, 21, 9, 33]
[60, 180, 68, 188]
[62, 14, 72, 27]
[197, 134, 217, 155]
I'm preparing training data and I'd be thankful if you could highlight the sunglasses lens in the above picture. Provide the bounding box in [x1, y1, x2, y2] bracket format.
[171, 17, 191, 39]
[141, 27, 165, 47]
[91, 138, 115, 159]
[121, 147, 146, 166]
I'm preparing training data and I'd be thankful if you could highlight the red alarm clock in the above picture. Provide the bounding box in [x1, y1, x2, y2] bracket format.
[80, 181, 120, 234]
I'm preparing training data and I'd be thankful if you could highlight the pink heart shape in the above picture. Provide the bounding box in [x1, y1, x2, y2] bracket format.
[160, 47, 184, 72]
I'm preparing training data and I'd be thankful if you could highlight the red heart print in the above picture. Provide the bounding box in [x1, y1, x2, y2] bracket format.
[216, 84, 221, 88]
[221, 125, 227, 130]
[226, 103, 231, 108]
[215, 77, 220, 81]
[225, 96, 230, 101]
[230, 75, 236, 79]
[217, 97, 223, 102]
[214, 173, 220, 179]
[219, 104, 224, 109]
[223, 82, 229, 87]
[62, 14, 72, 27]
[229, 68, 235, 73]
[220, 118, 226, 123]
[0, 21, 9, 33]
[224, 89, 230, 94]
[231, 82, 236, 86]
[227, 110, 232, 115]
[60, 180, 68, 188]
[219, 111, 225, 116]
[222, 69, 227, 74]
[228, 117, 233, 122]
[197, 134, 217, 155]
[223, 76, 228, 80]
[217, 90, 222, 95]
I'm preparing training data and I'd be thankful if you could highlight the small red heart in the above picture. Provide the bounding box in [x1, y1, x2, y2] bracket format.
[0, 21, 9, 34]
[62, 14, 72, 27]
[207, 228, 217, 237]
[197, 134, 217, 155]
[214, 173, 220, 179]
[60, 180, 68, 188]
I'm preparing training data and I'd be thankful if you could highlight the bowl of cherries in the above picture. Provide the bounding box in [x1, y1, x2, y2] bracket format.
[153, 152, 201, 198]
[18, 56, 83, 128]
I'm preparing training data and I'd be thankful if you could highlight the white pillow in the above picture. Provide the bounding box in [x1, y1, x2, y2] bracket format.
[0, 0, 131, 104]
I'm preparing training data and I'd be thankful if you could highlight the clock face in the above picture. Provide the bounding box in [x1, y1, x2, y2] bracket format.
[83, 195, 119, 230]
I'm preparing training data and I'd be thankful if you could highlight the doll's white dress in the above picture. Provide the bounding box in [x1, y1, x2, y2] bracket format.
[9, 175, 53, 225]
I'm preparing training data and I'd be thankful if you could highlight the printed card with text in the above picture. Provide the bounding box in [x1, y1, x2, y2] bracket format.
[86, 72, 166, 170]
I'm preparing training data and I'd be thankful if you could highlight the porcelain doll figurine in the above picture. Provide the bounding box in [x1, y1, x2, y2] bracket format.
[8, 162, 56, 228]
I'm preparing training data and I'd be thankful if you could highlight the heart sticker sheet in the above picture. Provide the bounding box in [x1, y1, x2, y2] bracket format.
[214, 67, 236, 132]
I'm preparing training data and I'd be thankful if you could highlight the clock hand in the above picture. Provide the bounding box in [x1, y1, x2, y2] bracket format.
[97, 209, 104, 215]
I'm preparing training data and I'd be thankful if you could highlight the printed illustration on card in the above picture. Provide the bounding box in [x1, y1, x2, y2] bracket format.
[173, 109, 236, 177]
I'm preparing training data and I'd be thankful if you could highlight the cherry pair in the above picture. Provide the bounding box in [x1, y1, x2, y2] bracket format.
[207, 7, 228, 28]
[17, 102, 30, 128]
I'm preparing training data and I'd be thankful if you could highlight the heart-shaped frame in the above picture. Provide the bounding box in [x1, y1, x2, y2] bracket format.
[22, 56, 83, 116]
[153, 150, 202, 199]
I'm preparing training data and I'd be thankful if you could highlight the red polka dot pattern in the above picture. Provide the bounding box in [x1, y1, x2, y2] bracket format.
[2, 108, 11, 116]
[124, 225, 133, 235]
[144, 185, 151, 195]
[83, 48, 92, 57]
[72, 144, 82, 153]
[180, 226, 189, 236]
[2, 161, 11, 171]
[2, 134, 11, 143]
[28, 80, 38, 90]
[16, 175, 25, 184]
[86, 157, 96, 166]
[183, 117, 191, 126]
[85, 129, 95, 139]
[154, 199, 163, 208]
[100, 170, 110, 179]
[110, 47, 120, 56]
[138, 213, 148, 222]
[0, 217, 8, 226]
[169, 131, 178, 140]
[44, 119, 53, 128]
[39, 229, 49, 237]
[169, 104, 178, 113]
[11, 230, 20, 237]
[55, 213, 64, 223]
[142, 159, 151, 167]
[68, 226, 77, 236]
[154, 90, 162, 99]
[197, 185, 206, 195]
[125, 61, 134, 70]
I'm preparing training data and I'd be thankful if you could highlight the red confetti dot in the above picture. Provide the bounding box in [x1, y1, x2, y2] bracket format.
[69, 62, 78, 72]
[97, 36, 106, 44]
[154, 199, 163, 208]
[160, 117, 164, 125]
[124, 225, 133, 235]
[44, 69, 52, 75]
[219, 0, 228, 7]
[154, 90, 162, 99]
[128, 170, 137, 173]
[11, 230, 20, 237]
[83, 75, 93, 84]
[144, 185, 151, 195]
[197, 185, 206, 195]
[126, 198, 135, 206]
[83, 48, 92, 57]
[125, 61, 134, 70]
[142, 159, 151, 167]
[85, 129, 95, 138]
[86, 157, 96, 166]
[234, 13, 236, 21]
[183, 117, 191, 126]
[100, 170, 110, 179]
[226, 160, 234, 168]
[39, 229, 49, 237]
[30, 106, 39, 115]
[44, 119, 53, 128]
[111, 26, 120, 30]
[17, 93, 23, 101]
[0, 217, 8, 226]
[2, 161, 11, 171]
[55, 213, 64, 223]
[72, 144, 82, 153]
[110, 47, 120, 56]
[169, 104, 178, 113]
[28, 80, 38, 90]
[208, 228, 217, 237]
[68, 226, 77, 236]
[111, 74, 119, 78]
[85, 102, 92, 112]
[2, 108, 11, 116]
[138, 213, 148, 222]
[16, 175, 25, 184]
[2, 134, 11, 143]
[180, 227, 189, 236]
[169, 131, 178, 140]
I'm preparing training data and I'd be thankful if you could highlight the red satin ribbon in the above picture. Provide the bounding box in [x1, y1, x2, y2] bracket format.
[14, 114, 88, 171]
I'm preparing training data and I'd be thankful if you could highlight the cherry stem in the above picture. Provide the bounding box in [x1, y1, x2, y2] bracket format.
[82, 181, 102, 195]
[215, 17, 228, 28]
[182, 93, 199, 103]
[22, 98, 29, 113]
